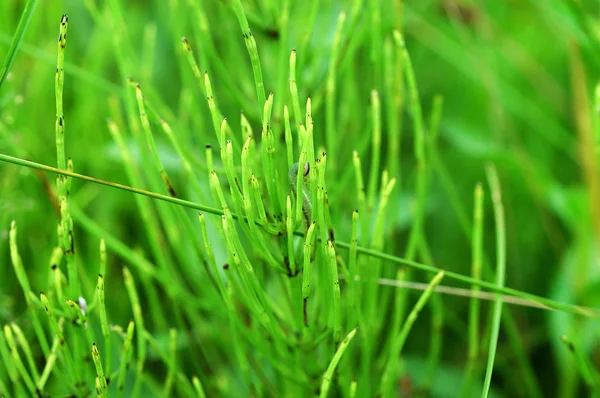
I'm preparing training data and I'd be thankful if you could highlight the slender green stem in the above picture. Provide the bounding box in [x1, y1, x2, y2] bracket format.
[4, 325, 35, 394]
[40, 293, 81, 391]
[366, 90, 382, 212]
[284, 105, 294, 168]
[260, 93, 282, 217]
[481, 165, 507, 398]
[123, 267, 146, 397]
[36, 329, 61, 392]
[327, 241, 342, 344]
[53, 14, 79, 300]
[231, 0, 266, 116]
[0, 0, 38, 89]
[301, 222, 316, 328]
[91, 343, 108, 395]
[352, 151, 367, 235]
[319, 327, 358, 398]
[9, 323, 40, 381]
[348, 210, 360, 328]
[163, 329, 178, 396]
[117, 321, 135, 397]
[384, 35, 403, 180]
[132, 82, 177, 197]
[1, 153, 597, 318]
[289, 50, 305, 135]
[396, 29, 427, 263]
[461, 183, 484, 397]
[286, 195, 296, 276]
[55, 14, 68, 173]
[379, 271, 444, 397]
[97, 238, 111, 375]
[9, 221, 49, 355]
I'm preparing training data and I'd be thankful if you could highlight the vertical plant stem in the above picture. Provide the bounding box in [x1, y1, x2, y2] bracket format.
[352, 151, 367, 235]
[379, 271, 445, 397]
[301, 222, 316, 329]
[55, 13, 68, 176]
[260, 93, 282, 217]
[284, 105, 294, 168]
[163, 329, 178, 396]
[366, 90, 382, 211]
[384, 35, 403, 179]
[286, 195, 296, 276]
[289, 50, 305, 136]
[123, 268, 146, 397]
[54, 14, 78, 300]
[481, 165, 506, 398]
[231, 0, 266, 116]
[461, 183, 484, 397]
[347, 209, 363, 329]
[36, 323, 61, 392]
[394, 31, 427, 263]
[117, 321, 135, 397]
[91, 343, 108, 395]
[97, 239, 111, 376]
[327, 241, 342, 345]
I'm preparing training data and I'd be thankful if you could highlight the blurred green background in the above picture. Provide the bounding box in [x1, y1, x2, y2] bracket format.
[1, 0, 600, 397]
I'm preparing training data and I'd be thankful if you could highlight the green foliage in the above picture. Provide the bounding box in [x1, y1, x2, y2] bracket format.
[1, 0, 600, 397]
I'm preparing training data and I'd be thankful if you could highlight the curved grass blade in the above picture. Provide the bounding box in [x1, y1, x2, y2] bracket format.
[0, 0, 38, 90]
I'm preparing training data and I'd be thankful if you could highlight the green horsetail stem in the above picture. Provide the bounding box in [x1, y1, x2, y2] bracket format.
[481, 165, 507, 398]
[116, 321, 135, 397]
[289, 161, 312, 230]
[36, 321, 62, 392]
[9, 221, 50, 355]
[4, 324, 35, 394]
[461, 183, 484, 396]
[91, 343, 107, 396]
[123, 268, 146, 397]
[379, 271, 445, 396]
[319, 327, 358, 398]
[9, 323, 39, 381]
[231, 0, 266, 116]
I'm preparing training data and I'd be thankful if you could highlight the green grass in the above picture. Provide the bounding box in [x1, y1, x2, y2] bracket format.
[1, 0, 600, 397]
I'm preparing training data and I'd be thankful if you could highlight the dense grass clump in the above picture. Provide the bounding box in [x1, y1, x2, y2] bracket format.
[1, 1, 600, 397]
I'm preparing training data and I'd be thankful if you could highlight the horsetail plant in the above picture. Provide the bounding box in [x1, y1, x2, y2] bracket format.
[2, 2, 600, 398]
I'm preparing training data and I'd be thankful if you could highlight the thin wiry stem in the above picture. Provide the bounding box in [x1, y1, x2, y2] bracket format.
[0, 153, 598, 319]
